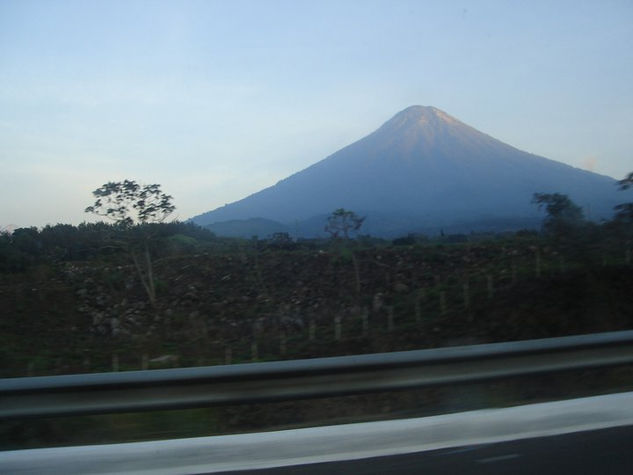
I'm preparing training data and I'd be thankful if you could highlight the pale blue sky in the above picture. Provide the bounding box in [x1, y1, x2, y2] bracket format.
[1, 0, 632, 228]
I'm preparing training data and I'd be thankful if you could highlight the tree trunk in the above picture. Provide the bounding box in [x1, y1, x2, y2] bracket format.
[144, 239, 156, 306]
[130, 242, 156, 307]
[351, 251, 361, 296]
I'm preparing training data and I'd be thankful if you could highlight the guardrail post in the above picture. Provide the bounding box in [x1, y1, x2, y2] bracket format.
[463, 279, 470, 309]
[309, 320, 316, 341]
[224, 347, 232, 365]
[141, 354, 148, 370]
[251, 341, 258, 361]
[112, 354, 119, 372]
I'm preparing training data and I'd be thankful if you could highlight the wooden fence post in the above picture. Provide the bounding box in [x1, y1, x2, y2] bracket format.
[361, 308, 369, 336]
[414, 297, 421, 323]
[280, 332, 287, 356]
[334, 316, 342, 341]
[487, 275, 494, 299]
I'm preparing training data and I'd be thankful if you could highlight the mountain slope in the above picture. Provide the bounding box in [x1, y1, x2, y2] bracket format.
[192, 106, 619, 236]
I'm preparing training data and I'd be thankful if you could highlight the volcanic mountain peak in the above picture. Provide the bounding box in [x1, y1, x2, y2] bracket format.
[395, 105, 455, 120]
[382, 105, 461, 130]
[376, 105, 480, 142]
[363, 105, 487, 158]
[191, 106, 619, 237]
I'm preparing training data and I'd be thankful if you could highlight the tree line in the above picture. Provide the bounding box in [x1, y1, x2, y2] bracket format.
[2, 172, 631, 275]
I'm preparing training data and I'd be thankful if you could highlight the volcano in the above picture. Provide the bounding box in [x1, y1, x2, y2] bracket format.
[191, 106, 620, 237]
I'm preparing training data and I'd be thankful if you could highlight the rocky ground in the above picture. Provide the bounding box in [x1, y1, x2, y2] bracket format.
[2, 239, 632, 377]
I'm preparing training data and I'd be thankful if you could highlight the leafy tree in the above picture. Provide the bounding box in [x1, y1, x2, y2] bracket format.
[532, 192, 585, 236]
[325, 209, 365, 297]
[325, 208, 365, 239]
[85, 180, 175, 226]
[0, 231, 30, 272]
[614, 172, 633, 223]
[11, 227, 42, 257]
[618, 172, 633, 190]
[85, 180, 175, 306]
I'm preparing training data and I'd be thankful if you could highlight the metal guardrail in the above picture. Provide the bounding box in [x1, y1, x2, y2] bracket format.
[2, 330, 633, 419]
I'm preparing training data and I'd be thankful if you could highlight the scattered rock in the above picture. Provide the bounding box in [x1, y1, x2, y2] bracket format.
[393, 282, 409, 294]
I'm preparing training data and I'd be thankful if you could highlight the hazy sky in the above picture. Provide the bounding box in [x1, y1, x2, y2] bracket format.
[1, 0, 632, 228]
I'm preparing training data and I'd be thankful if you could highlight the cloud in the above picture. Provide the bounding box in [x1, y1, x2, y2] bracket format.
[582, 156, 597, 172]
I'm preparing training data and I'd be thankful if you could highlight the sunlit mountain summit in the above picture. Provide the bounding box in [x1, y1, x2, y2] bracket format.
[191, 106, 620, 237]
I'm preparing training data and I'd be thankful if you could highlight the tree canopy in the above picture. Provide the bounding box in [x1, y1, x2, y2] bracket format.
[85, 180, 176, 307]
[614, 171, 633, 222]
[325, 208, 365, 239]
[617, 172, 633, 190]
[532, 192, 585, 235]
[85, 180, 175, 226]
